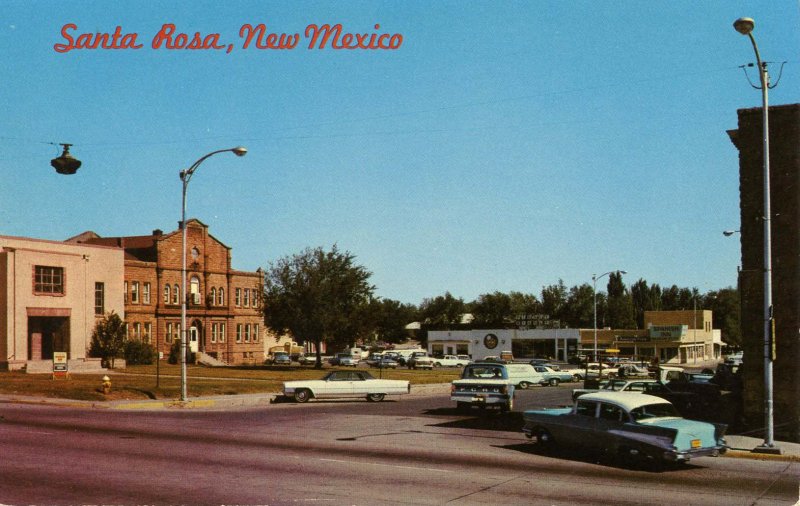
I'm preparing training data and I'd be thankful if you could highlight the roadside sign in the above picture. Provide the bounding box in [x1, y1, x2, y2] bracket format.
[53, 352, 69, 380]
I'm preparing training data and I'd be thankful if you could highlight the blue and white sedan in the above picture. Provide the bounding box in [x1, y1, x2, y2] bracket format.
[284, 370, 410, 403]
[523, 391, 727, 467]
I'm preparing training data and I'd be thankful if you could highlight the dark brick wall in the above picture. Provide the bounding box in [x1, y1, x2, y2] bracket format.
[730, 103, 800, 442]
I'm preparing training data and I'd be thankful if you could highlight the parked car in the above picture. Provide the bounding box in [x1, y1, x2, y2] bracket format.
[407, 352, 433, 370]
[573, 379, 660, 401]
[298, 355, 330, 366]
[609, 363, 654, 379]
[530, 365, 574, 385]
[523, 391, 728, 467]
[329, 353, 359, 367]
[266, 352, 291, 366]
[369, 356, 399, 369]
[506, 364, 549, 389]
[283, 370, 410, 403]
[451, 362, 515, 412]
[430, 354, 470, 368]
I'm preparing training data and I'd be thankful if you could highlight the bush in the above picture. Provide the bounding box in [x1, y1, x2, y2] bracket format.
[168, 340, 181, 364]
[124, 340, 157, 365]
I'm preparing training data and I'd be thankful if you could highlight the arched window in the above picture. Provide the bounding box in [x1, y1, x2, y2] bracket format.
[210, 287, 217, 306]
[164, 285, 171, 304]
[173, 284, 180, 305]
[218, 287, 224, 306]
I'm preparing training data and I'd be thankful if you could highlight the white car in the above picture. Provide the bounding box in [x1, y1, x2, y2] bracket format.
[283, 370, 410, 403]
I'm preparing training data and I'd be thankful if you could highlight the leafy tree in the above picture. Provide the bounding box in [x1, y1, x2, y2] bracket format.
[540, 280, 568, 324]
[89, 311, 126, 368]
[419, 292, 466, 328]
[262, 245, 375, 368]
[563, 283, 594, 328]
[606, 272, 635, 329]
[630, 279, 662, 329]
[703, 287, 741, 348]
[369, 298, 419, 344]
[469, 291, 515, 327]
[508, 291, 542, 318]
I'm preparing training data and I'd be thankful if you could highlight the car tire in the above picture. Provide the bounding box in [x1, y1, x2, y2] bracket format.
[456, 401, 471, 413]
[617, 445, 653, 469]
[366, 393, 385, 402]
[535, 427, 554, 448]
[518, 381, 531, 390]
[572, 374, 582, 382]
[549, 378, 560, 387]
[501, 397, 513, 413]
[294, 389, 312, 403]
[434, 362, 441, 368]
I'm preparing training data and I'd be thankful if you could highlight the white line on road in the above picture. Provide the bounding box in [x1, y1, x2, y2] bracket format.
[318, 458, 453, 473]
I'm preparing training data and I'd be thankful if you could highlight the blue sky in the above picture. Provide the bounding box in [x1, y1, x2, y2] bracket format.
[2, 1, 799, 305]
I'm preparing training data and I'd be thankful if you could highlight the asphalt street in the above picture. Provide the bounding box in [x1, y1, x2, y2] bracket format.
[0, 384, 798, 505]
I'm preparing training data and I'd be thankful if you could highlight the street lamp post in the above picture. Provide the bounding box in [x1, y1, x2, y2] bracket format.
[592, 270, 626, 363]
[733, 17, 781, 454]
[179, 146, 247, 402]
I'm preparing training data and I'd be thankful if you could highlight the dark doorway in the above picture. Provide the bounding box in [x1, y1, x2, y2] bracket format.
[28, 317, 70, 360]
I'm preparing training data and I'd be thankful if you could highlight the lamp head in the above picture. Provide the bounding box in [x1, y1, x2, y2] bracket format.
[232, 146, 247, 157]
[733, 17, 755, 35]
[619, 270, 628, 275]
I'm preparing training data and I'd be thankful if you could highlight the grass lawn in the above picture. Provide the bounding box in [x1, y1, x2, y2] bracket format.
[0, 364, 461, 402]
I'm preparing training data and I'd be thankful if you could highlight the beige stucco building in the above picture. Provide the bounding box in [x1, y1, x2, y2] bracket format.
[0, 235, 125, 370]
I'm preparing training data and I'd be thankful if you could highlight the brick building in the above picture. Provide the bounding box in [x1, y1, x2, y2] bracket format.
[728, 103, 800, 442]
[69, 219, 267, 365]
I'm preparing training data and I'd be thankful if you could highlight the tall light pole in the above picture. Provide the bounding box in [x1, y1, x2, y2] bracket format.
[593, 270, 626, 362]
[733, 17, 780, 454]
[180, 146, 247, 401]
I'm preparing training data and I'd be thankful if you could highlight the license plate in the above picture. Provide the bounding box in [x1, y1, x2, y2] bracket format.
[690, 439, 701, 449]
[472, 396, 485, 402]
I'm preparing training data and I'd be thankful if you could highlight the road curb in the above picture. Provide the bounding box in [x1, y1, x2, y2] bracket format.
[724, 449, 800, 462]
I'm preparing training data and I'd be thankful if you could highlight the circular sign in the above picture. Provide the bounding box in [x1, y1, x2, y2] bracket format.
[483, 333, 499, 349]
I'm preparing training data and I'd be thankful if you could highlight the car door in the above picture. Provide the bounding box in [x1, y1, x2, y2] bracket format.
[594, 401, 628, 451]
[555, 399, 599, 446]
[324, 371, 354, 397]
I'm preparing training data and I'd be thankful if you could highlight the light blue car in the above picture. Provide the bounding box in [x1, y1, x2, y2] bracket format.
[531, 365, 574, 385]
[523, 391, 727, 468]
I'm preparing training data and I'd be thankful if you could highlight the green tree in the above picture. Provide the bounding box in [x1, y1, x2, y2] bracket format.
[508, 291, 542, 318]
[563, 283, 594, 328]
[470, 291, 515, 327]
[89, 311, 126, 368]
[630, 279, 662, 329]
[703, 287, 741, 348]
[606, 272, 635, 329]
[540, 280, 568, 325]
[369, 298, 419, 344]
[262, 245, 375, 368]
[419, 292, 466, 328]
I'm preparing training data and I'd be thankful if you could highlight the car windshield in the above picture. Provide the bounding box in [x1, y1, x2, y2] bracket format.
[630, 402, 680, 421]
[463, 365, 505, 379]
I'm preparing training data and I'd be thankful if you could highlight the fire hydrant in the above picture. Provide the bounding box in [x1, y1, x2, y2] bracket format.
[101, 375, 111, 395]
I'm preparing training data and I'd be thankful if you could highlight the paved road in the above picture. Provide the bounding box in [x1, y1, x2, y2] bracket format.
[1, 386, 798, 505]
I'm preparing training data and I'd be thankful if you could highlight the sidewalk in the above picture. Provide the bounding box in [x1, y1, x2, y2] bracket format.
[1, 386, 798, 462]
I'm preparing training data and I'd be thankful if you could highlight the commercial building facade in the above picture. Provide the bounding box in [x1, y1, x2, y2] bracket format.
[428, 310, 723, 364]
